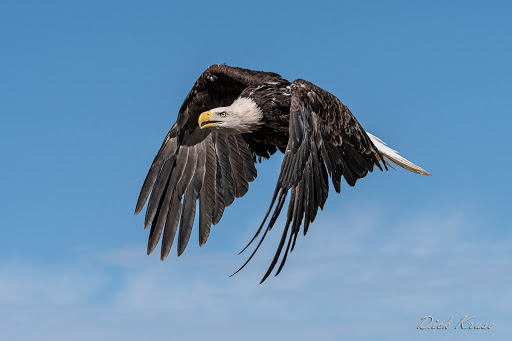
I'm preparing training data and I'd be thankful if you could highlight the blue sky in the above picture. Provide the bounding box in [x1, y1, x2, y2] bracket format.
[1, 0, 511, 340]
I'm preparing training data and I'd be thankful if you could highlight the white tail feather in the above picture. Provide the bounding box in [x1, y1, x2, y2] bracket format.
[366, 132, 431, 176]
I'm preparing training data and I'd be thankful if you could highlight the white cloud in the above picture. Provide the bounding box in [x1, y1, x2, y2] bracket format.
[1, 203, 511, 340]
[0, 261, 103, 306]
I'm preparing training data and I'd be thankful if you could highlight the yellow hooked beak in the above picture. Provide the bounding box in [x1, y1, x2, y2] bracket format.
[198, 111, 221, 129]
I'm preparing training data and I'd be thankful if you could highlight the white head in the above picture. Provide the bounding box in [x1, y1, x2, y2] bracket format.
[198, 97, 263, 134]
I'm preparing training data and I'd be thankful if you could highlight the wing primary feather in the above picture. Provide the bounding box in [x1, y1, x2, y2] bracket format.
[135, 136, 177, 215]
[319, 159, 329, 208]
[238, 186, 280, 255]
[306, 157, 317, 231]
[237, 135, 257, 181]
[302, 160, 312, 237]
[135, 157, 163, 216]
[342, 143, 370, 178]
[339, 153, 356, 186]
[229, 216, 274, 277]
[160, 193, 182, 260]
[319, 142, 339, 192]
[227, 135, 249, 198]
[177, 188, 197, 256]
[147, 200, 163, 255]
[289, 177, 305, 253]
[147, 173, 174, 255]
[310, 146, 324, 211]
[144, 156, 175, 228]
[276, 151, 292, 187]
[146, 145, 192, 234]
[260, 189, 296, 283]
[332, 146, 345, 190]
[230, 189, 287, 277]
[278, 153, 293, 188]
[267, 188, 289, 232]
[177, 146, 203, 256]
[275, 186, 301, 276]
[276, 223, 295, 277]
[199, 135, 216, 246]
[212, 159, 225, 225]
[215, 133, 236, 207]
[175, 146, 197, 198]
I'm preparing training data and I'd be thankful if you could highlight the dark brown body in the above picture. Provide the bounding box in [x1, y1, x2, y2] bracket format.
[240, 80, 292, 150]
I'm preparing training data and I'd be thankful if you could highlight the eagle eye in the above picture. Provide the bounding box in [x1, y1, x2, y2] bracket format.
[219, 112, 226, 117]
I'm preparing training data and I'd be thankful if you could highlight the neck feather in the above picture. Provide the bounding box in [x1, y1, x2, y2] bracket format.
[228, 97, 263, 133]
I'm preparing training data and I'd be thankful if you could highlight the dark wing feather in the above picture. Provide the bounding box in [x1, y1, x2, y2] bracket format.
[135, 65, 282, 257]
[214, 133, 236, 207]
[177, 144, 204, 256]
[237, 79, 386, 283]
[198, 135, 216, 246]
[227, 134, 249, 198]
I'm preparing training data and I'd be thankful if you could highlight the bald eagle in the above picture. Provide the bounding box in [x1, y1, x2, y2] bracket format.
[135, 65, 430, 283]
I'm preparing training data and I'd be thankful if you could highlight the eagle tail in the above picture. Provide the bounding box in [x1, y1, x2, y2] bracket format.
[366, 132, 431, 176]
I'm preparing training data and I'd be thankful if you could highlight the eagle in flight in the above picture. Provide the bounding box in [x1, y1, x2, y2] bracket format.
[135, 65, 430, 283]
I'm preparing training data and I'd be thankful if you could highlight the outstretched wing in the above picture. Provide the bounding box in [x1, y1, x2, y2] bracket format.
[135, 65, 282, 259]
[236, 79, 386, 283]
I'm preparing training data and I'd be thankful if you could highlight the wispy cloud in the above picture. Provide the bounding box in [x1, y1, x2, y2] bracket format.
[0, 261, 103, 305]
[1, 203, 510, 340]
